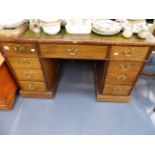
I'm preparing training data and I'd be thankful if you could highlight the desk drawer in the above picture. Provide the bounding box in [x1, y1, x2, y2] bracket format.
[7, 57, 41, 69]
[14, 69, 45, 81]
[107, 61, 144, 73]
[110, 46, 149, 60]
[2, 43, 37, 57]
[19, 81, 47, 91]
[105, 72, 137, 85]
[40, 44, 107, 59]
[103, 85, 132, 95]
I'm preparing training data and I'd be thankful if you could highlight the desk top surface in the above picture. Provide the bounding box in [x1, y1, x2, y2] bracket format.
[1, 28, 155, 46]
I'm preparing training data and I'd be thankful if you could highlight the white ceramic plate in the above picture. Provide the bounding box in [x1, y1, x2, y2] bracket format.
[92, 19, 122, 35]
[92, 27, 120, 35]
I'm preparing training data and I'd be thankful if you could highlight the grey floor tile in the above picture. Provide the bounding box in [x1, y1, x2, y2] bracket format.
[0, 61, 155, 135]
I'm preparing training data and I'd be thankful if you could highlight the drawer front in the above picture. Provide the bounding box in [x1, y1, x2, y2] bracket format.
[14, 69, 45, 81]
[110, 46, 149, 60]
[19, 81, 47, 91]
[105, 72, 137, 85]
[2, 43, 38, 57]
[40, 44, 107, 59]
[7, 57, 41, 69]
[103, 85, 132, 95]
[107, 61, 144, 73]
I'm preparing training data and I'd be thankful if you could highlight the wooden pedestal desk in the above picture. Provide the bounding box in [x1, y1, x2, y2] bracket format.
[0, 29, 155, 102]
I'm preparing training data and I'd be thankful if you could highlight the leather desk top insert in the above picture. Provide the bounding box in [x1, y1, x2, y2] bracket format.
[1, 29, 155, 102]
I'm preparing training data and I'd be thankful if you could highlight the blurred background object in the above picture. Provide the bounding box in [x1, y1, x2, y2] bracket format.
[0, 19, 28, 37]
[0, 53, 18, 110]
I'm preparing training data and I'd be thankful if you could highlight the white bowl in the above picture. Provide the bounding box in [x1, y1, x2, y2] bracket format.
[42, 24, 61, 35]
[39, 20, 61, 35]
[65, 19, 92, 34]
[39, 19, 60, 23]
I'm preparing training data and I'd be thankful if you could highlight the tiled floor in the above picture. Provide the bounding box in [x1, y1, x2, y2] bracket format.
[0, 60, 155, 135]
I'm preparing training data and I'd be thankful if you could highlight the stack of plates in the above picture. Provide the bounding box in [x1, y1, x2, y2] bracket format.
[92, 19, 122, 35]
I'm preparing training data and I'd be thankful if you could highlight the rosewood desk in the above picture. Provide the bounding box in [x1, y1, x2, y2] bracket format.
[1, 29, 155, 102]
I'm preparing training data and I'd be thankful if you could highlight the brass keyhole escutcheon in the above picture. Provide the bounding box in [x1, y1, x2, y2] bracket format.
[28, 83, 37, 90]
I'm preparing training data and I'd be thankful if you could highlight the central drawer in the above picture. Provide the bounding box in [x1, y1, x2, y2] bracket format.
[40, 44, 107, 60]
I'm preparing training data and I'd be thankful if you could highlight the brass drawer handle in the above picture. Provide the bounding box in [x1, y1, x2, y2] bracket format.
[113, 87, 121, 93]
[116, 74, 127, 80]
[28, 83, 37, 90]
[119, 63, 131, 71]
[123, 48, 135, 57]
[24, 71, 33, 78]
[66, 48, 78, 56]
[20, 58, 30, 65]
[12, 45, 27, 52]
[12, 45, 36, 53]
[3, 45, 36, 53]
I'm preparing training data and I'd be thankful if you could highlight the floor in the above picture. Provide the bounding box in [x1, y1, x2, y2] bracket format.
[0, 60, 155, 135]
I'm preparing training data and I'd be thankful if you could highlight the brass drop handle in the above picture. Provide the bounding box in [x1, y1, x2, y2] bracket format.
[119, 63, 131, 71]
[11, 45, 36, 53]
[28, 83, 37, 90]
[123, 48, 135, 57]
[113, 87, 121, 93]
[66, 48, 78, 56]
[116, 74, 127, 80]
[24, 71, 33, 78]
[20, 58, 30, 64]
[12, 45, 27, 52]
